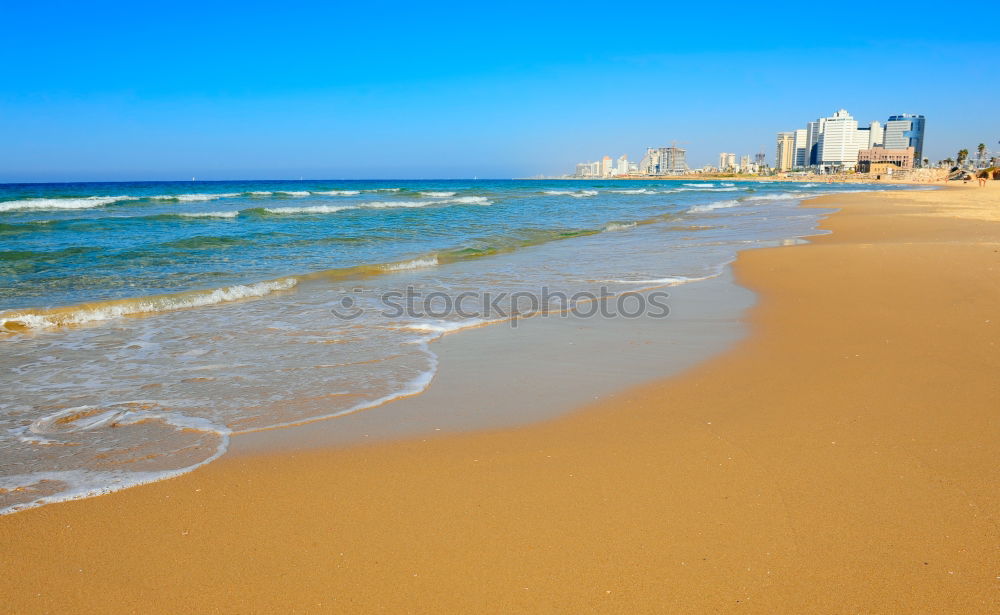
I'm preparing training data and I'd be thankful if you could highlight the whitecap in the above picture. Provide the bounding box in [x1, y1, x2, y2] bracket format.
[0, 278, 298, 331]
[148, 193, 240, 202]
[0, 196, 138, 212]
[544, 190, 597, 197]
[175, 211, 241, 218]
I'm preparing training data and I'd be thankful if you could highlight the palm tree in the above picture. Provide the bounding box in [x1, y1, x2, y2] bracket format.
[957, 149, 969, 165]
[978, 143, 987, 161]
[922, 158, 929, 168]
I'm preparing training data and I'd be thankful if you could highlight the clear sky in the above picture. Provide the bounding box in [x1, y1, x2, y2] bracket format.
[3, 1, 998, 182]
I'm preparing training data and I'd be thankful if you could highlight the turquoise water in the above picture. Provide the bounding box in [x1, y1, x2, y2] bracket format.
[0, 179, 909, 513]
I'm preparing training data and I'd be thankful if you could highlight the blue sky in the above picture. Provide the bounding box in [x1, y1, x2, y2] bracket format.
[2, 1, 998, 182]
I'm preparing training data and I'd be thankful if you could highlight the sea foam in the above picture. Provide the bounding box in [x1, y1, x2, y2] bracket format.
[0, 196, 138, 212]
[0, 277, 298, 331]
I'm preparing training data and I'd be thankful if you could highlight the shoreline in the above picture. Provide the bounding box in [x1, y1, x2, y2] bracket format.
[2, 184, 998, 612]
[530, 174, 946, 185]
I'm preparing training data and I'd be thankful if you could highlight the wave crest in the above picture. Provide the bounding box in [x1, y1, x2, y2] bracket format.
[0, 278, 298, 331]
[0, 196, 138, 212]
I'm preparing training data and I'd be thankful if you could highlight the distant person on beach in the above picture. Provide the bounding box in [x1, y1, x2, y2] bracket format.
[978, 173, 988, 187]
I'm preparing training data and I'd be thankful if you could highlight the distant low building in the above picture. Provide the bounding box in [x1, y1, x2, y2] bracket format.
[856, 146, 915, 173]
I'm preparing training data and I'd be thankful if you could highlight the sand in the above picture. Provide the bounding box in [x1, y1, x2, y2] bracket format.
[1, 183, 998, 613]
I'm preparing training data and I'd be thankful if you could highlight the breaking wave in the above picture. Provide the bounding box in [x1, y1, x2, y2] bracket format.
[0, 196, 139, 212]
[0, 278, 298, 331]
[544, 190, 598, 197]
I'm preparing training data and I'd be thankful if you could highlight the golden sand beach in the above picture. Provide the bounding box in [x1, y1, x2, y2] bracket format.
[1, 183, 998, 613]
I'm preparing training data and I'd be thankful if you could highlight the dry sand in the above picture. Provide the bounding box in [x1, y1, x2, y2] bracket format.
[1, 183, 998, 613]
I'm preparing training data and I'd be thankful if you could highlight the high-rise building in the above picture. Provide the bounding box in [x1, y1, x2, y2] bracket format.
[776, 132, 796, 171]
[600, 156, 613, 177]
[718, 152, 736, 171]
[793, 129, 808, 168]
[867, 121, 884, 148]
[806, 118, 826, 165]
[817, 109, 865, 169]
[616, 155, 629, 176]
[883, 114, 925, 167]
[639, 147, 689, 175]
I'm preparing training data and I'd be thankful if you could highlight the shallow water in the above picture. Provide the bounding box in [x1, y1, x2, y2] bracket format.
[0, 179, 913, 513]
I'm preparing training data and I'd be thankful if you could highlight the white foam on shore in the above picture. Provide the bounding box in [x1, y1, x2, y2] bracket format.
[233, 354, 439, 434]
[604, 222, 637, 232]
[0, 196, 139, 212]
[610, 274, 713, 285]
[381, 256, 439, 271]
[400, 317, 506, 335]
[0, 406, 231, 516]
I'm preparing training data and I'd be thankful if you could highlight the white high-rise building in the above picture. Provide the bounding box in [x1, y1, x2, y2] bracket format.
[867, 121, 883, 148]
[817, 109, 865, 169]
[793, 128, 808, 168]
[616, 155, 629, 176]
[718, 152, 736, 171]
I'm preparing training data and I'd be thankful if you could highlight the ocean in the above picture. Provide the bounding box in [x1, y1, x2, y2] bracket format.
[0, 178, 909, 513]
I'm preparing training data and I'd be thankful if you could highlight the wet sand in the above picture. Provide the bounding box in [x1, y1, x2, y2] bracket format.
[1, 183, 998, 613]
